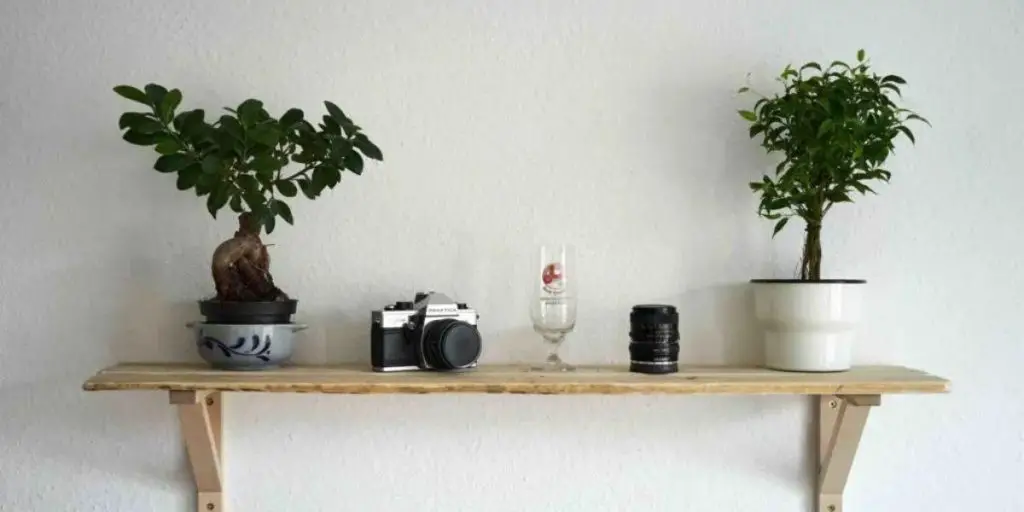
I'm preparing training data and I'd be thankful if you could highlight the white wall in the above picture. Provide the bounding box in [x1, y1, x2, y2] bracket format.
[0, 1, 1020, 510]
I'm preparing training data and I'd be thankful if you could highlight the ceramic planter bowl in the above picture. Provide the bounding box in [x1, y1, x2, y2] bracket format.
[188, 322, 307, 370]
[752, 280, 865, 372]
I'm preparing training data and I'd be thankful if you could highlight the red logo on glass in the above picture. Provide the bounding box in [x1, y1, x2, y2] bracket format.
[541, 262, 564, 294]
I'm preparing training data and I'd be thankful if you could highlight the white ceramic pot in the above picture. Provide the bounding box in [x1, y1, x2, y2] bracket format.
[752, 280, 865, 372]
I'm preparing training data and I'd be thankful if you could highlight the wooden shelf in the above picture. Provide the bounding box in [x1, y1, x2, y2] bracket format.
[83, 363, 948, 395]
[83, 363, 948, 512]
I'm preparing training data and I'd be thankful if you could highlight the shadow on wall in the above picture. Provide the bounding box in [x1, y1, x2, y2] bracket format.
[676, 283, 762, 366]
[564, 284, 761, 366]
[631, 284, 761, 366]
[229, 392, 813, 500]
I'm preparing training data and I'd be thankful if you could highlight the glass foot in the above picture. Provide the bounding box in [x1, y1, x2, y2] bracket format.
[529, 353, 576, 372]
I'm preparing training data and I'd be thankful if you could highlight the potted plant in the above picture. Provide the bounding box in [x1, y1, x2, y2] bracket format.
[737, 51, 928, 372]
[114, 83, 382, 369]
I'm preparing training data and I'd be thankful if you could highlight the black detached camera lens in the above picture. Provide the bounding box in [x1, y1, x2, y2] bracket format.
[629, 304, 680, 374]
[423, 318, 482, 370]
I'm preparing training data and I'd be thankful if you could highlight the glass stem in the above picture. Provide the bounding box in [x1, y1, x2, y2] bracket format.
[545, 335, 565, 365]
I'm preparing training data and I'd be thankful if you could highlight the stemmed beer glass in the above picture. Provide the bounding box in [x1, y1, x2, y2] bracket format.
[529, 244, 577, 371]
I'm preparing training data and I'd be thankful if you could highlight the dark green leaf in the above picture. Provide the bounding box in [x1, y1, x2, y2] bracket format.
[275, 180, 297, 197]
[311, 166, 331, 193]
[327, 166, 342, 187]
[353, 133, 383, 161]
[344, 151, 364, 175]
[219, 116, 243, 140]
[772, 217, 789, 237]
[206, 185, 230, 218]
[248, 124, 280, 147]
[236, 99, 264, 127]
[298, 178, 317, 199]
[273, 199, 294, 225]
[113, 85, 150, 105]
[229, 193, 244, 213]
[249, 154, 280, 173]
[121, 131, 160, 148]
[291, 152, 315, 164]
[160, 89, 182, 122]
[880, 83, 903, 96]
[154, 154, 194, 173]
[881, 75, 906, 84]
[320, 116, 341, 135]
[177, 109, 206, 137]
[201, 154, 223, 174]
[155, 139, 182, 155]
[800, 62, 821, 72]
[897, 126, 916, 144]
[817, 119, 833, 137]
[738, 110, 757, 122]
[195, 172, 216, 196]
[176, 164, 201, 190]
[144, 84, 168, 112]
[211, 129, 238, 157]
[254, 168, 274, 188]
[120, 114, 164, 134]
[827, 190, 852, 203]
[324, 101, 350, 125]
[766, 197, 791, 211]
[237, 174, 261, 196]
[118, 112, 154, 130]
[856, 49, 866, 62]
[748, 125, 764, 138]
[851, 182, 875, 195]
[737, 86, 750, 94]
[244, 194, 269, 219]
[263, 212, 276, 234]
[280, 108, 304, 128]
[906, 113, 931, 126]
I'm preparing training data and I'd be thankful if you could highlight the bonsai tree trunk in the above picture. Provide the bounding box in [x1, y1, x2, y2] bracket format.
[211, 213, 288, 302]
[801, 221, 823, 281]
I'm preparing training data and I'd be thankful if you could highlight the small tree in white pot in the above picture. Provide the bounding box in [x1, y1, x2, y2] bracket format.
[738, 50, 928, 371]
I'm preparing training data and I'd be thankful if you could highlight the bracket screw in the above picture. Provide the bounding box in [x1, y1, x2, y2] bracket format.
[827, 505, 836, 512]
[207, 504, 215, 510]
[206, 397, 215, 406]
[828, 400, 838, 409]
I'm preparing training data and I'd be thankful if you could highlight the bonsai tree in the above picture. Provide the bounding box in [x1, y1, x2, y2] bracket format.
[114, 84, 382, 301]
[738, 50, 928, 280]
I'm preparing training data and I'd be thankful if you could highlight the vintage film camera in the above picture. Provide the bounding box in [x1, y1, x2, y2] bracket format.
[371, 292, 481, 372]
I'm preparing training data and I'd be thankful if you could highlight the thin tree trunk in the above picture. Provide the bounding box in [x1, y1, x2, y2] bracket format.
[801, 221, 822, 281]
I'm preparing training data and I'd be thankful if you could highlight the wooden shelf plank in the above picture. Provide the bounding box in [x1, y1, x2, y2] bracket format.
[83, 364, 949, 395]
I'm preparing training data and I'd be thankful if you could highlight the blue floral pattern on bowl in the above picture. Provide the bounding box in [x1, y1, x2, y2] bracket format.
[188, 323, 306, 371]
[200, 334, 272, 361]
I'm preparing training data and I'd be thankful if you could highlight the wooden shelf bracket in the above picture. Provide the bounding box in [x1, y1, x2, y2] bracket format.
[818, 394, 880, 512]
[170, 390, 223, 512]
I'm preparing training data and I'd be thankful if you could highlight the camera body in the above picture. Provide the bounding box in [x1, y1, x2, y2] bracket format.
[371, 292, 482, 372]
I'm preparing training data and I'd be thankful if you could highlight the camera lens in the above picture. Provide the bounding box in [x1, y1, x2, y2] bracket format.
[423, 319, 482, 370]
[629, 304, 680, 374]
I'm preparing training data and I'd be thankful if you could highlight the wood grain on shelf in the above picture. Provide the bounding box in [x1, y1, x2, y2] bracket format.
[83, 364, 949, 395]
